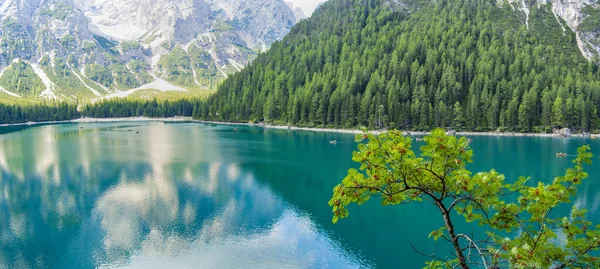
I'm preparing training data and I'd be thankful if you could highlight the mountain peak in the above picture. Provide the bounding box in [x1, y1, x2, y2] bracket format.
[285, 1, 307, 19]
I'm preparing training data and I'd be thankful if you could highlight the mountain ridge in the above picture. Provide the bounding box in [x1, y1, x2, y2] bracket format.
[0, 0, 303, 101]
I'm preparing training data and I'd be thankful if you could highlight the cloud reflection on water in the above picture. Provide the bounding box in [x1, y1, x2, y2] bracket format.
[119, 210, 361, 269]
[0, 122, 364, 269]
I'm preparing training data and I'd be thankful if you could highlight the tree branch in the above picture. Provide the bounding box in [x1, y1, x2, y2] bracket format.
[457, 233, 489, 269]
[410, 242, 453, 268]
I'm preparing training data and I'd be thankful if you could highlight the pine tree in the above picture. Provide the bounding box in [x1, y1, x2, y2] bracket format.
[552, 96, 565, 127]
[452, 102, 464, 130]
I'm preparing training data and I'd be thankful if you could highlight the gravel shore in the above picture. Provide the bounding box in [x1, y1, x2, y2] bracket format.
[1, 118, 597, 138]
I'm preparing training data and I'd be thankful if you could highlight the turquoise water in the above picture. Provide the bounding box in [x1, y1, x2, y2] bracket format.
[0, 122, 599, 268]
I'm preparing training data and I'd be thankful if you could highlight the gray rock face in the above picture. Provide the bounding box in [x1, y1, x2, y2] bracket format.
[546, 0, 600, 59]
[509, 0, 600, 60]
[0, 0, 302, 100]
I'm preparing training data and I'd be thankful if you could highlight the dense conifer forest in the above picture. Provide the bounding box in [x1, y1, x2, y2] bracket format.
[81, 99, 195, 118]
[0, 99, 196, 124]
[194, 0, 600, 132]
[0, 102, 79, 124]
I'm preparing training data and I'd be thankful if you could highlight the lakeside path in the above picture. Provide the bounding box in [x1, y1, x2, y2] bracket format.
[0, 117, 598, 138]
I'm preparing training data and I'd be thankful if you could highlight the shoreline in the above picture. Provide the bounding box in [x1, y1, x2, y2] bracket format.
[0, 116, 194, 127]
[0, 117, 598, 138]
[198, 120, 380, 134]
[197, 120, 599, 138]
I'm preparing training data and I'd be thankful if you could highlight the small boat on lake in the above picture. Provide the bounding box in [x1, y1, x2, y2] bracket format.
[556, 153, 567, 157]
[330, 140, 338, 145]
[416, 138, 423, 141]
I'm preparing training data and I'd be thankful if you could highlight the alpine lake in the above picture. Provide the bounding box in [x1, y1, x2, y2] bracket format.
[1, 121, 600, 268]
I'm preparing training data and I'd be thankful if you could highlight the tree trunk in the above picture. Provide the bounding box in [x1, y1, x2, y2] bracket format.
[438, 201, 469, 269]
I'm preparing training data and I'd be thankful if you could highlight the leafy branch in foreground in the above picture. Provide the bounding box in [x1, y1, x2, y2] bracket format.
[329, 129, 599, 268]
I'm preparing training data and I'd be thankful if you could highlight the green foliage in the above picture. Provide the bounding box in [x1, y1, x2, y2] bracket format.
[60, 34, 77, 51]
[40, 56, 98, 99]
[104, 52, 119, 64]
[85, 64, 113, 88]
[0, 19, 36, 60]
[212, 21, 234, 32]
[0, 102, 79, 123]
[188, 45, 214, 70]
[82, 41, 96, 51]
[188, 45, 224, 88]
[142, 31, 159, 44]
[578, 6, 600, 33]
[552, 96, 566, 126]
[92, 34, 117, 54]
[81, 98, 197, 118]
[120, 41, 141, 52]
[528, 4, 583, 57]
[0, 61, 45, 96]
[126, 88, 214, 100]
[160, 41, 171, 50]
[39, 1, 73, 20]
[198, 0, 600, 133]
[110, 64, 139, 90]
[330, 129, 600, 268]
[0, 98, 201, 124]
[157, 47, 195, 86]
[128, 60, 153, 84]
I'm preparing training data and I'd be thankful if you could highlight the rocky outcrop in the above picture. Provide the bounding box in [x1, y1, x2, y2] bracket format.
[509, 0, 600, 60]
[547, 0, 600, 59]
[0, 0, 302, 100]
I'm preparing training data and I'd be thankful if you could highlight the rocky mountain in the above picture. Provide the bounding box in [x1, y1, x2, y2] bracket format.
[509, 0, 600, 59]
[0, 0, 303, 101]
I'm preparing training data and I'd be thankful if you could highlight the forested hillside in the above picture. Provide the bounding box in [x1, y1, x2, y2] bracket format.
[195, 0, 600, 132]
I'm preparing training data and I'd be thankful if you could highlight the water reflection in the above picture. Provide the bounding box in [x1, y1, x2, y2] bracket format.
[0, 122, 365, 269]
[120, 210, 360, 269]
[3, 123, 600, 268]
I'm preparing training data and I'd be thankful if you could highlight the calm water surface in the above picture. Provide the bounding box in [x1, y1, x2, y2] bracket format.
[1, 122, 600, 268]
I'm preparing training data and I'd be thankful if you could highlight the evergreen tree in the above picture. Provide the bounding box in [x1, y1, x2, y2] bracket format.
[552, 96, 565, 127]
[194, 0, 600, 132]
